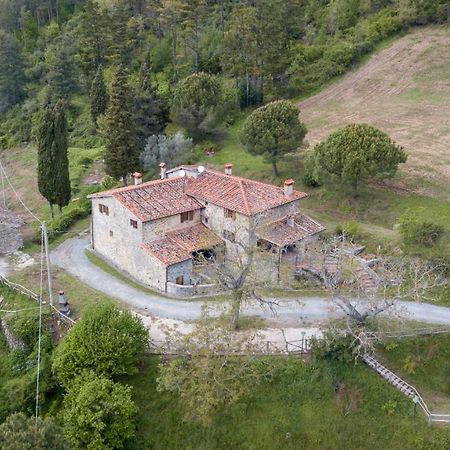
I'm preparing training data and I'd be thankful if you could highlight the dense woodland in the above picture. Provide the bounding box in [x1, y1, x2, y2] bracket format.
[1, 0, 449, 151]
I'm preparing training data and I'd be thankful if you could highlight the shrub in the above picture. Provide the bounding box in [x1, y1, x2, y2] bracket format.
[398, 211, 444, 247]
[52, 303, 149, 387]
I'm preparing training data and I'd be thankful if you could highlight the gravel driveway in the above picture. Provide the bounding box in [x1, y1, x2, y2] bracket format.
[51, 237, 450, 326]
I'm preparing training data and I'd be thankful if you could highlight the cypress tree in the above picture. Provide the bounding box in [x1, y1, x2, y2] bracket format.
[37, 99, 71, 218]
[90, 64, 108, 127]
[37, 102, 58, 218]
[53, 100, 71, 214]
[134, 53, 169, 152]
[104, 66, 138, 186]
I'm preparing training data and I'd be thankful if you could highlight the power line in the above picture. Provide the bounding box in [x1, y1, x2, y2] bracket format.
[0, 159, 41, 223]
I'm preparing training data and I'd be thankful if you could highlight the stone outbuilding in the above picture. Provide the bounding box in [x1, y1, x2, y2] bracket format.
[0, 208, 23, 254]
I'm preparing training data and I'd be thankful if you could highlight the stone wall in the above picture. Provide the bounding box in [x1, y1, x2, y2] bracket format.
[0, 224, 23, 254]
[91, 197, 167, 291]
[142, 210, 201, 243]
[0, 317, 25, 350]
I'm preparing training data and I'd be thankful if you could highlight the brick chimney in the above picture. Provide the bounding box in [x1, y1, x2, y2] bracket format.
[284, 179, 294, 196]
[224, 163, 233, 175]
[159, 162, 167, 179]
[132, 172, 143, 185]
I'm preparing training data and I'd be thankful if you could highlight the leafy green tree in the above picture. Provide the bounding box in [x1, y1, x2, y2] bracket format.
[104, 66, 139, 185]
[399, 210, 444, 247]
[0, 30, 27, 113]
[134, 53, 169, 151]
[312, 123, 407, 194]
[90, 64, 108, 126]
[0, 412, 68, 450]
[63, 372, 136, 450]
[52, 303, 148, 387]
[241, 100, 307, 177]
[172, 72, 221, 138]
[53, 100, 71, 214]
[110, 0, 134, 67]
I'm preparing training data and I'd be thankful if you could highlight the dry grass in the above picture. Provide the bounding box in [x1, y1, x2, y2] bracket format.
[299, 26, 450, 200]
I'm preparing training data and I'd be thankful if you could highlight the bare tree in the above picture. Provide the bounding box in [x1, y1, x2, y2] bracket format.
[156, 307, 271, 425]
[196, 213, 281, 330]
[299, 238, 447, 327]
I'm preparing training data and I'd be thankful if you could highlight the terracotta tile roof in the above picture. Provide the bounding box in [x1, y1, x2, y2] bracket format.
[185, 170, 307, 215]
[89, 167, 307, 220]
[141, 239, 191, 266]
[166, 223, 223, 253]
[89, 177, 203, 222]
[142, 223, 223, 266]
[257, 212, 325, 247]
[0, 208, 23, 227]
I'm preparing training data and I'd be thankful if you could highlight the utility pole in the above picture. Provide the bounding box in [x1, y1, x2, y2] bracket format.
[0, 160, 7, 209]
[42, 221, 54, 306]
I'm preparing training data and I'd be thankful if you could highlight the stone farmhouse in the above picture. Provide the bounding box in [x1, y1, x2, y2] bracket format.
[89, 164, 325, 296]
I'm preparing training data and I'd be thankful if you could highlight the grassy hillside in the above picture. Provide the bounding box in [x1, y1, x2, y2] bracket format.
[299, 26, 450, 200]
[125, 355, 450, 450]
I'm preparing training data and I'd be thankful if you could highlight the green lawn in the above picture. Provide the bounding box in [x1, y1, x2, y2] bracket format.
[124, 355, 450, 450]
[378, 334, 450, 410]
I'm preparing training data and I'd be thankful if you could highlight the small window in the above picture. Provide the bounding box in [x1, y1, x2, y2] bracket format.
[224, 208, 236, 220]
[109, 230, 113, 237]
[175, 276, 184, 285]
[181, 210, 194, 223]
[223, 230, 236, 242]
[130, 219, 138, 229]
[99, 204, 109, 216]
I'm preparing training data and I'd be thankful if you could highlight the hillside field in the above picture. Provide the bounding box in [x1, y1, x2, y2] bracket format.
[299, 26, 450, 199]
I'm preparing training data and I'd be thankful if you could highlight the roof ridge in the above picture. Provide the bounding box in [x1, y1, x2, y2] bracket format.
[239, 178, 251, 214]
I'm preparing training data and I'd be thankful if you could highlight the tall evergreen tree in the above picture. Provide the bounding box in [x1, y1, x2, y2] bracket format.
[53, 100, 71, 213]
[37, 101, 58, 218]
[104, 66, 138, 186]
[0, 30, 27, 113]
[90, 64, 108, 126]
[37, 98, 71, 217]
[134, 53, 170, 151]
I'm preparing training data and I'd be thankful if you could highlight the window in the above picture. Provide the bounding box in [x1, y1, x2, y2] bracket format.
[181, 210, 194, 223]
[224, 208, 236, 220]
[175, 276, 184, 285]
[109, 230, 114, 237]
[222, 230, 236, 242]
[99, 204, 109, 216]
[130, 219, 138, 229]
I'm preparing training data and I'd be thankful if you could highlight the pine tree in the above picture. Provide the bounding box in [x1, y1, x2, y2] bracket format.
[104, 66, 139, 185]
[90, 64, 108, 126]
[134, 53, 169, 151]
[0, 30, 26, 113]
[37, 101, 58, 218]
[53, 100, 71, 214]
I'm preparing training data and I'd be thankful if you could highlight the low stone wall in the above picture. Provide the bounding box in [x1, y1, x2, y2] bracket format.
[0, 225, 23, 254]
[0, 317, 25, 350]
[166, 282, 219, 298]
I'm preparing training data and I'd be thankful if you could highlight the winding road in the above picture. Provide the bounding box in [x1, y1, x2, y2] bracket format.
[50, 237, 450, 326]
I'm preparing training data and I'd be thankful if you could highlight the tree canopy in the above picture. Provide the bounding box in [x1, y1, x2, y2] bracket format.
[0, 413, 67, 450]
[52, 303, 149, 387]
[172, 72, 221, 138]
[241, 100, 307, 176]
[63, 372, 136, 450]
[312, 123, 407, 194]
[104, 66, 139, 185]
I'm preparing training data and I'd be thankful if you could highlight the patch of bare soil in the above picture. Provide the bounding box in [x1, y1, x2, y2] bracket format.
[299, 27, 450, 199]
